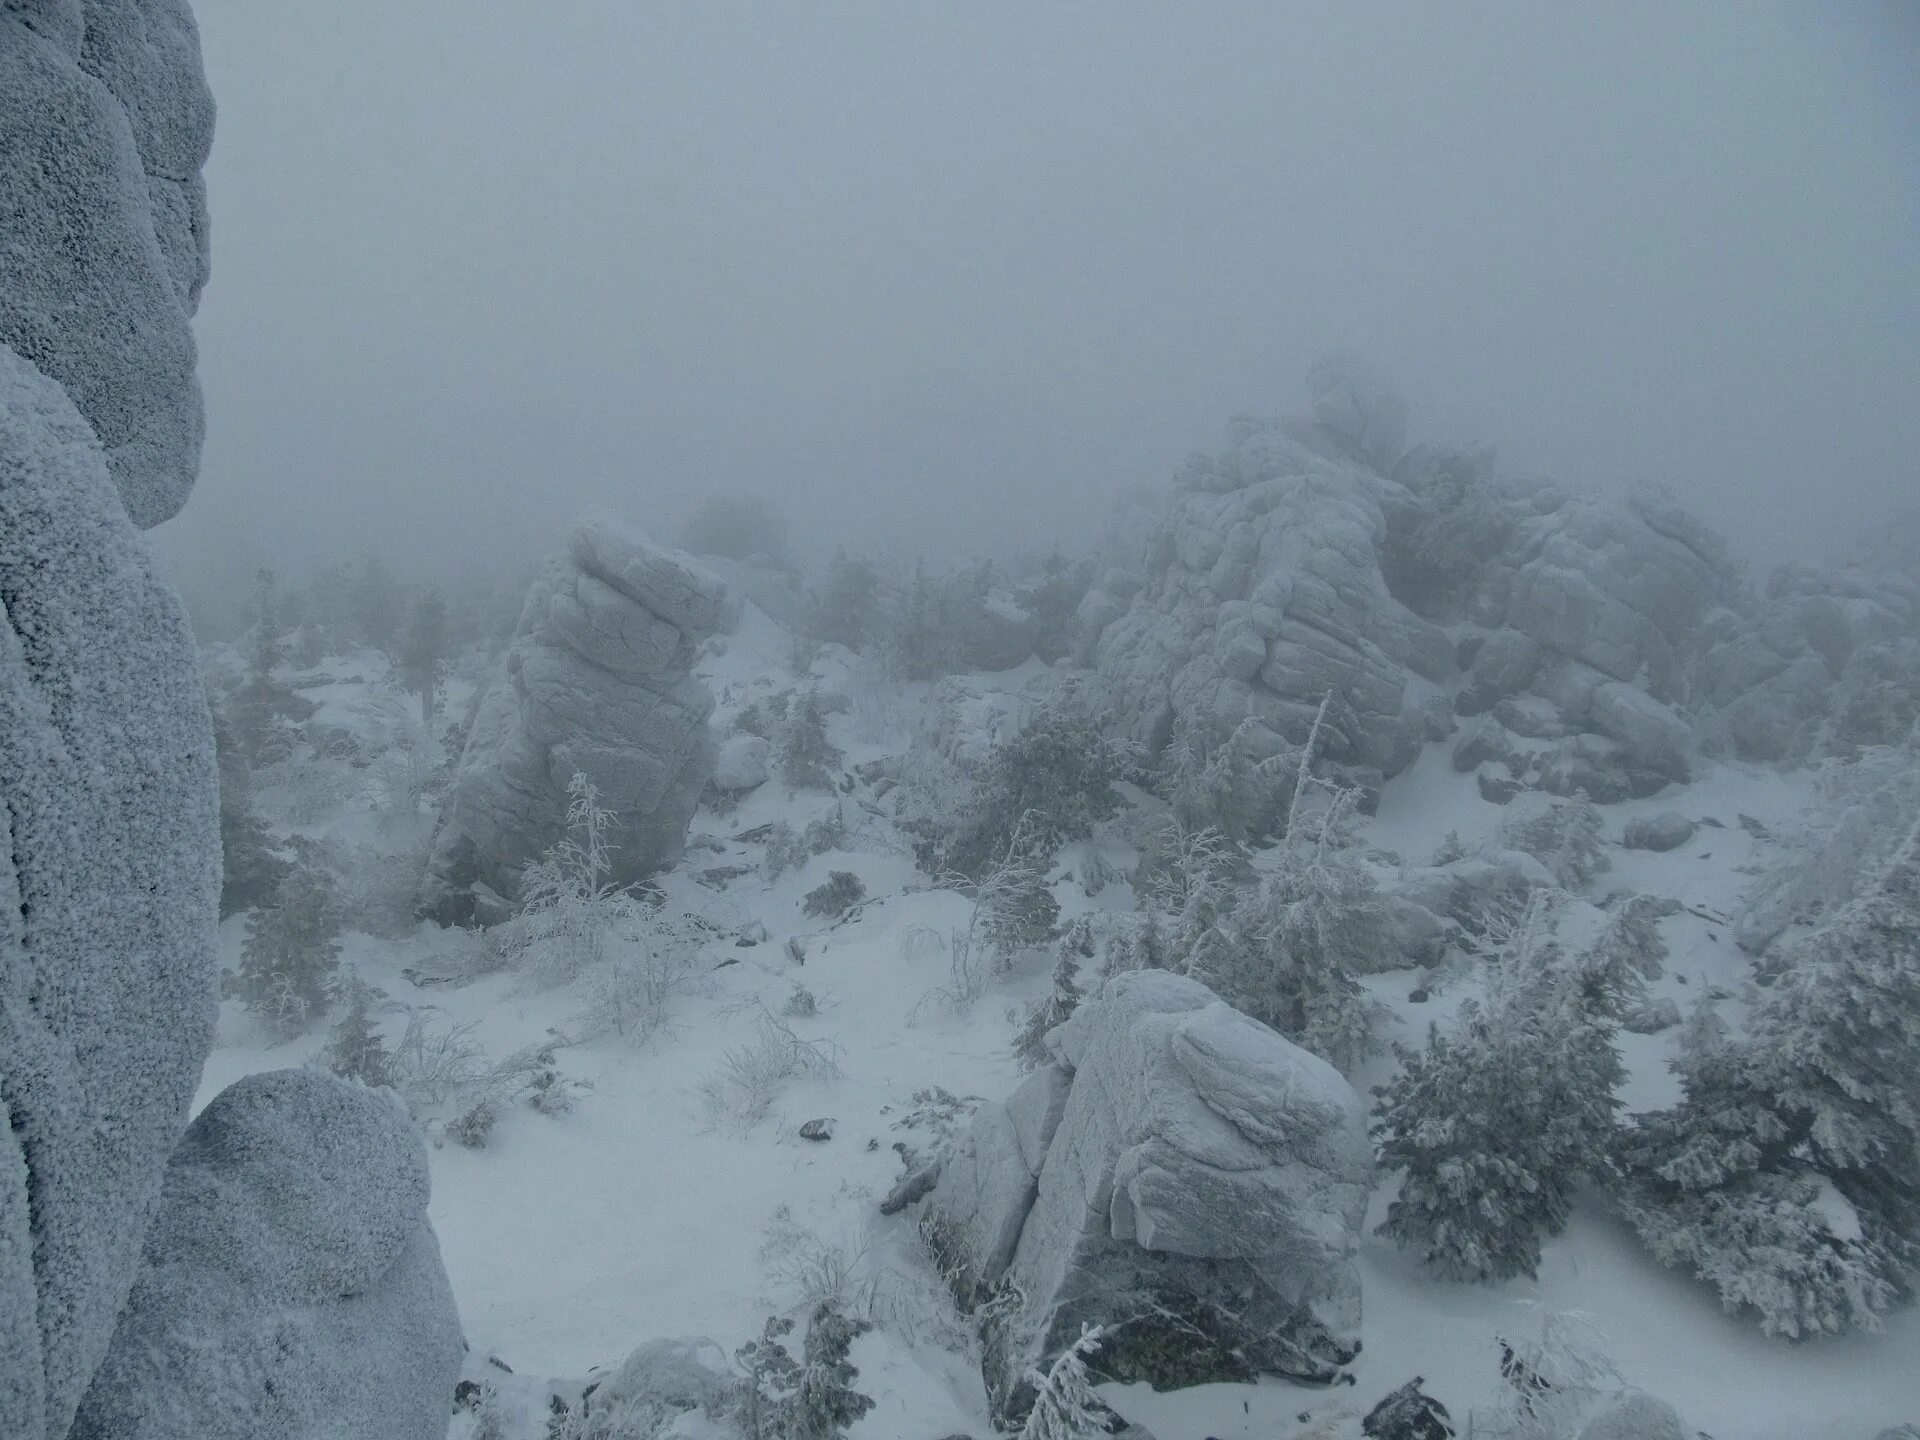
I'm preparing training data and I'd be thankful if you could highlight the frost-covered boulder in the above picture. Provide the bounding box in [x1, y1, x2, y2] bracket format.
[1085, 412, 1438, 778]
[713, 733, 771, 792]
[1575, 1391, 1689, 1440]
[1502, 492, 1726, 702]
[1, 341, 219, 1440]
[70, 1070, 463, 1440]
[422, 522, 730, 924]
[923, 971, 1372, 1424]
[0, 0, 214, 528]
[1622, 811, 1696, 853]
[1696, 565, 1920, 762]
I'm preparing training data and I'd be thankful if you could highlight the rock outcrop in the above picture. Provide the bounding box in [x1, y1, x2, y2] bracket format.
[0, 0, 213, 528]
[423, 521, 731, 924]
[1, 338, 220, 1440]
[1084, 415, 1443, 781]
[3, 8, 462, 1435]
[70, 1071, 463, 1440]
[1696, 564, 1920, 763]
[919, 970, 1373, 1424]
[1078, 381, 1734, 805]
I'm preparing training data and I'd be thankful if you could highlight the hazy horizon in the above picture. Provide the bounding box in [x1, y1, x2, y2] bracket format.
[155, 2, 1919, 596]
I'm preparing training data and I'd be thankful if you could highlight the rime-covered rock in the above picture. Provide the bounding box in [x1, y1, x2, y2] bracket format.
[1, 341, 219, 1440]
[1085, 414, 1435, 777]
[1696, 565, 1920, 762]
[923, 970, 1372, 1423]
[713, 733, 771, 792]
[70, 1070, 463, 1440]
[1503, 493, 1726, 702]
[1586, 681, 1691, 778]
[1622, 812, 1697, 853]
[421, 522, 729, 923]
[0, 0, 214, 527]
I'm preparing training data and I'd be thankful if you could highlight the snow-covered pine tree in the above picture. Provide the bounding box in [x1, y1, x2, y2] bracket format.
[1020, 1326, 1109, 1440]
[975, 826, 1061, 969]
[786, 1301, 874, 1440]
[322, 970, 392, 1087]
[777, 688, 842, 791]
[213, 708, 289, 917]
[809, 549, 882, 651]
[734, 1315, 802, 1440]
[397, 586, 451, 726]
[1573, 893, 1668, 1018]
[225, 853, 344, 1037]
[1619, 815, 1920, 1335]
[1373, 920, 1625, 1281]
[1202, 846, 1395, 1073]
[1014, 925, 1089, 1070]
[1503, 791, 1609, 890]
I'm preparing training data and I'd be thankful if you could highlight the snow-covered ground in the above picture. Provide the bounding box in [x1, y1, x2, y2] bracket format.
[197, 620, 1920, 1440]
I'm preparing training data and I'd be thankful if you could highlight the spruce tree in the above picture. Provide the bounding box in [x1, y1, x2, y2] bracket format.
[777, 688, 842, 791]
[1574, 893, 1668, 1018]
[1020, 1326, 1109, 1440]
[1373, 915, 1626, 1283]
[788, 1302, 874, 1439]
[1503, 791, 1609, 889]
[322, 971, 392, 1087]
[1620, 817, 1920, 1334]
[1204, 850, 1394, 1073]
[213, 709, 289, 917]
[225, 854, 344, 1037]
[398, 587, 452, 726]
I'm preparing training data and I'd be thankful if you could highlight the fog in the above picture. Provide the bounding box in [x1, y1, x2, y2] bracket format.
[156, 1, 1919, 591]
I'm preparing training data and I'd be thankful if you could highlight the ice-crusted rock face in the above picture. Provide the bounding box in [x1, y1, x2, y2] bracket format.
[423, 521, 732, 923]
[1696, 564, 1920, 762]
[1084, 414, 1447, 780]
[0, 341, 219, 1440]
[921, 970, 1373, 1423]
[70, 1070, 464, 1440]
[0, 0, 214, 528]
[5, 9, 464, 1436]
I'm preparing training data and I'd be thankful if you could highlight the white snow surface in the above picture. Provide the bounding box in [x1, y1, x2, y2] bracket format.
[193, 615, 1920, 1440]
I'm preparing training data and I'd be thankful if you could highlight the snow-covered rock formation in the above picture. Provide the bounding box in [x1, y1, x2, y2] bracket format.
[1696, 563, 1920, 763]
[0, 0, 213, 529]
[422, 521, 732, 924]
[69, 1071, 463, 1440]
[920, 970, 1373, 1424]
[2, 8, 461, 1436]
[1078, 372, 1743, 808]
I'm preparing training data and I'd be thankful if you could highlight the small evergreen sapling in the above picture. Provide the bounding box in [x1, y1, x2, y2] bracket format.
[225, 853, 344, 1037]
[802, 871, 866, 920]
[1503, 791, 1609, 890]
[777, 688, 843, 791]
[322, 970, 392, 1087]
[1020, 1326, 1110, 1440]
[733, 1303, 874, 1440]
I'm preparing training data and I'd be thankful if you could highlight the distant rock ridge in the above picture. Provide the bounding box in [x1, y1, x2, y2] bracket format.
[1074, 367, 1824, 804]
[422, 520, 733, 924]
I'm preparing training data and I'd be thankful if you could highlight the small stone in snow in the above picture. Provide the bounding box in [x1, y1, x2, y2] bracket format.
[799, 1118, 835, 1142]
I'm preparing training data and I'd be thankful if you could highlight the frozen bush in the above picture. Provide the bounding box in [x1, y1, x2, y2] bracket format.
[1503, 792, 1609, 890]
[803, 871, 866, 920]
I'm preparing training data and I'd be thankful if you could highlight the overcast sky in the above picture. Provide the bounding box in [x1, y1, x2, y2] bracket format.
[155, 1, 1919, 592]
